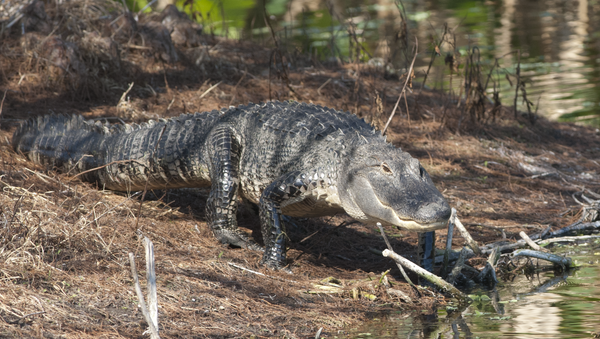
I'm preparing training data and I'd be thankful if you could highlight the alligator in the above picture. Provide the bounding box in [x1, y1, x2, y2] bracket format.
[12, 101, 451, 270]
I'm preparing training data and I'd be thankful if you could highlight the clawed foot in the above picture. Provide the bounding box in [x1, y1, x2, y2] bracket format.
[214, 229, 264, 252]
[259, 250, 292, 273]
[259, 257, 293, 274]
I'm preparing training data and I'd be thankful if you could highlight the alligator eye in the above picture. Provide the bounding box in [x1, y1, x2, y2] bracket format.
[381, 163, 393, 175]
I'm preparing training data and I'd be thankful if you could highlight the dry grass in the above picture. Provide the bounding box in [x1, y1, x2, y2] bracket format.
[1, 0, 600, 337]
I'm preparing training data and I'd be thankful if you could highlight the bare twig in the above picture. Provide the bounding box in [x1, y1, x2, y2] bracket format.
[452, 209, 482, 255]
[145, 237, 158, 333]
[317, 78, 332, 96]
[420, 23, 447, 92]
[468, 223, 542, 229]
[198, 81, 222, 100]
[403, 93, 411, 128]
[228, 262, 268, 277]
[129, 252, 161, 339]
[519, 231, 545, 252]
[118, 82, 134, 106]
[446, 247, 469, 285]
[0, 90, 7, 129]
[475, 247, 499, 287]
[513, 49, 521, 119]
[538, 235, 600, 246]
[475, 262, 498, 287]
[315, 327, 324, 339]
[440, 208, 456, 277]
[382, 37, 418, 135]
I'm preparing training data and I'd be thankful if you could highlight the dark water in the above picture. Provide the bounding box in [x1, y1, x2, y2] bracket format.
[187, 0, 600, 126]
[345, 243, 600, 338]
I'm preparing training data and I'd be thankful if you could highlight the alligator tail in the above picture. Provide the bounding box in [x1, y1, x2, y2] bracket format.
[12, 114, 108, 172]
[12, 112, 219, 191]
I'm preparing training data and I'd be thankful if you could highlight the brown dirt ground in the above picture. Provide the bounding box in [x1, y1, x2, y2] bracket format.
[1, 1, 600, 338]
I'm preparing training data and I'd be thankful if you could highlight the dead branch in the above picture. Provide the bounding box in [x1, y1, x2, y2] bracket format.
[198, 81, 222, 100]
[452, 209, 482, 255]
[419, 23, 447, 92]
[519, 231, 546, 252]
[440, 208, 456, 277]
[382, 37, 418, 135]
[512, 249, 572, 268]
[474, 247, 499, 288]
[548, 221, 600, 238]
[538, 235, 600, 246]
[481, 239, 527, 255]
[117, 82, 134, 106]
[446, 247, 469, 285]
[381, 249, 469, 302]
[145, 237, 158, 334]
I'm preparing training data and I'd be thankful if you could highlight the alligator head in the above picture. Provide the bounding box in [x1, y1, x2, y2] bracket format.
[338, 143, 451, 231]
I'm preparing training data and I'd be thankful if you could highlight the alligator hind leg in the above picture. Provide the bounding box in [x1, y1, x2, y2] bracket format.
[206, 126, 262, 251]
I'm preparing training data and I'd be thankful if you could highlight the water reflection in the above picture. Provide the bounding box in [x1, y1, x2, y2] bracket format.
[410, 0, 600, 125]
[348, 248, 600, 338]
[507, 293, 562, 337]
[196, 0, 600, 125]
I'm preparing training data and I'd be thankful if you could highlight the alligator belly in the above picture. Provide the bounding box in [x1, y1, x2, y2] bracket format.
[280, 196, 345, 218]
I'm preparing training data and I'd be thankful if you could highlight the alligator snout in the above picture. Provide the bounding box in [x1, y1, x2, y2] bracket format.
[413, 198, 452, 225]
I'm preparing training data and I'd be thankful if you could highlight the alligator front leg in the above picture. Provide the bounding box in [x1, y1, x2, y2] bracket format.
[206, 126, 262, 251]
[417, 231, 436, 273]
[259, 171, 308, 270]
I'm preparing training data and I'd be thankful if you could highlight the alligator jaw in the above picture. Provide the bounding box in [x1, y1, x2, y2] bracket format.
[374, 204, 449, 231]
[393, 219, 448, 232]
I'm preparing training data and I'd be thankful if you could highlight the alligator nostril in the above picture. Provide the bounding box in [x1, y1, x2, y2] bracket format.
[438, 203, 452, 221]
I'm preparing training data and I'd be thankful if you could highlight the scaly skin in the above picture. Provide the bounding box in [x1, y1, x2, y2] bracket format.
[13, 101, 451, 270]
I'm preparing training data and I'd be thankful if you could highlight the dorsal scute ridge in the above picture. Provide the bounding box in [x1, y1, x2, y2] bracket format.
[15, 101, 380, 147]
